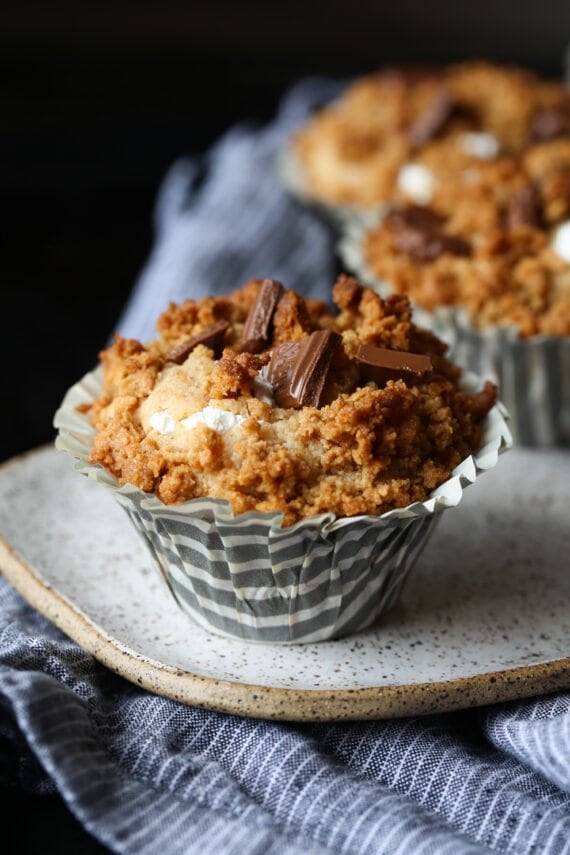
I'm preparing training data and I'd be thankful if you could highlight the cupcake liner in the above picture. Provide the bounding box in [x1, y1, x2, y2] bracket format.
[436, 316, 570, 446]
[339, 222, 570, 447]
[54, 366, 511, 644]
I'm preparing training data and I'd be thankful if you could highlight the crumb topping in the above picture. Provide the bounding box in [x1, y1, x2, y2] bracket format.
[362, 204, 570, 337]
[293, 61, 570, 212]
[88, 277, 496, 523]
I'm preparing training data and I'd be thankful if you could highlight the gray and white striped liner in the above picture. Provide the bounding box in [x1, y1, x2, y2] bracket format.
[435, 318, 570, 447]
[54, 365, 511, 644]
[338, 221, 570, 447]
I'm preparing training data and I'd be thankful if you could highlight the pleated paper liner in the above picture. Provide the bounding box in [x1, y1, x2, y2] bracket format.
[54, 366, 511, 644]
[338, 221, 570, 447]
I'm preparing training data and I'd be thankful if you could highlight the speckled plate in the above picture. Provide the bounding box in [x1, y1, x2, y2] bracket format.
[0, 446, 568, 721]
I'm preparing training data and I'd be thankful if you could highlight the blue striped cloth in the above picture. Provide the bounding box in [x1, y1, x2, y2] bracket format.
[1, 79, 569, 854]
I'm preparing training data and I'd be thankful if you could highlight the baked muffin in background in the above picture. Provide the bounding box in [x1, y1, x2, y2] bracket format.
[286, 60, 570, 215]
[55, 277, 510, 643]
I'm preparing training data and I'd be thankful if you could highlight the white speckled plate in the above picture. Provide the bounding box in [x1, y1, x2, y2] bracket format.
[0, 446, 568, 721]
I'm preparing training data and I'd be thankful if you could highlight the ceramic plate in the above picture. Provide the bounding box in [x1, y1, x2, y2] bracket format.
[0, 446, 568, 721]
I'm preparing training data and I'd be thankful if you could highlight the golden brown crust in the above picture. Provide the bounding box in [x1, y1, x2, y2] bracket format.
[524, 139, 570, 224]
[272, 290, 316, 342]
[88, 279, 495, 524]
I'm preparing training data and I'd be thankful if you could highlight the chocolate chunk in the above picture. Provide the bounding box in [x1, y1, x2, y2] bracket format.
[386, 206, 471, 262]
[356, 344, 433, 387]
[437, 234, 471, 258]
[532, 107, 568, 142]
[262, 329, 341, 408]
[164, 321, 229, 364]
[240, 278, 284, 352]
[504, 184, 542, 230]
[408, 87, 455, 147]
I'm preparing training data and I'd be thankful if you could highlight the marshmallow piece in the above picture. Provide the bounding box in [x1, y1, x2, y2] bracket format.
[397, 164, 435, 205]
[551, 221, 570, 262]
[149, 411, 176, 435]
[181, 406, 246, 433]
[461, 132, 500, 160]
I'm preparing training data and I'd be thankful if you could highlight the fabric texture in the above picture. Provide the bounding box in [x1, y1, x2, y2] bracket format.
[1, 79, 569, 854]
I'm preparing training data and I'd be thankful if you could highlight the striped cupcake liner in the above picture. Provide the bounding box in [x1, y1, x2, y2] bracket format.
[338, 222, 570, 447]
[435, 317, 570, 447]
[54, 366, 511, 644]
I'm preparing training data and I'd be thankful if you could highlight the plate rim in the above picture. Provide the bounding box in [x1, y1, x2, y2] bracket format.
[0, 445, 569, 722]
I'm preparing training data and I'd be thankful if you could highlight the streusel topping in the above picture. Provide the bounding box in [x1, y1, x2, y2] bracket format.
[362, 203, 570, 337]
[292, 61, 570, 210]
[88, 277, 496, 524]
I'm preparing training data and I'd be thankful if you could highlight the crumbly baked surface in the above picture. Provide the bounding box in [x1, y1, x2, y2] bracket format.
[88, 277, 496, 524]
[293, 61, 570, 211]
[524, 138, 570, 225]
[362, 206, 570, 337]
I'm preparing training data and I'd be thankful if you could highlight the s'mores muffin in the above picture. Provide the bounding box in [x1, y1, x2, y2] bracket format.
[55, 277, 510, 642]
[284, 61, 570, 218]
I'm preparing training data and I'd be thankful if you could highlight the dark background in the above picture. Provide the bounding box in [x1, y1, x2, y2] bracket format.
[1, 2, 569, 851]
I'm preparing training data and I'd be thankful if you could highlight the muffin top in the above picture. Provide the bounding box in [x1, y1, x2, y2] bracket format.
[361, 202, 570, 338]
[291, 61, 570, 210]
[87, 278, 496, 524]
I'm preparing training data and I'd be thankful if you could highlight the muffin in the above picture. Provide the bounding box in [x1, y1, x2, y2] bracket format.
[55, 277, 510, 642]
[283, 61, 570, 217]
[340, 199, 570, 444]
